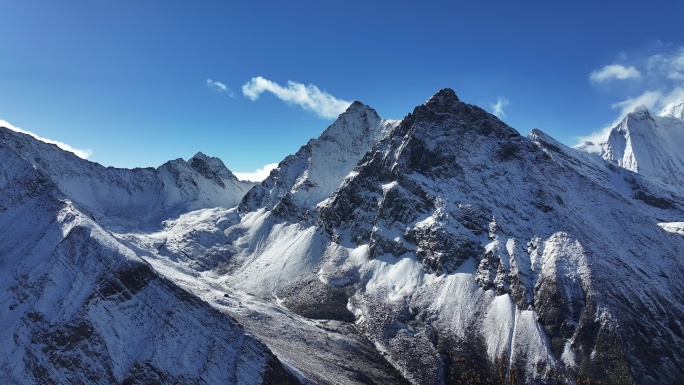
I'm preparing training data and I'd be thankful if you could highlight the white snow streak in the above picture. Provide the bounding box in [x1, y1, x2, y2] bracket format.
[0, 119, 93, 159]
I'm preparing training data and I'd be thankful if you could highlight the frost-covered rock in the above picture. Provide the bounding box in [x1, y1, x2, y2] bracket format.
[660, 99, 684, 120]
[314, 88, 684, 384]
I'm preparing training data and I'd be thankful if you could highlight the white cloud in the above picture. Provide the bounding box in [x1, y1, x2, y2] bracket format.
[661, 86, 684, 108]
[647, 48, 684, 83]
[234, 163, 278, 182]
[578, 89, 673, 145]
[206, 78, 234, 97]
[242, 76, 351, 119]
[610, 90, 662, 118]
[579, 46, 684, 145]
[491, 96, 510, 118]
[0, 119, 93, 159]
[590, 64, 641, 83]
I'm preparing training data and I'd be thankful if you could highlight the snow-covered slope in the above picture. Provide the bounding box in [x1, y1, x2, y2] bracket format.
[0, 126, 255, 228]
[0, 146, 298, 384]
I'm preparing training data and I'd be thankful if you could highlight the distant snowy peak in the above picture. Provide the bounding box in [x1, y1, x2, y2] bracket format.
[601, 105, 656, 173]
[575, 105, 684, 189]
[317, 100, 391, 144]
[0, 126, 254, 225]
[239, 101, 400, 215]
[189, 151, 241, 184]
[659, 99, 684, 120]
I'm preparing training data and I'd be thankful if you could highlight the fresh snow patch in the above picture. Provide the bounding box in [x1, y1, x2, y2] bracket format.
[482, 294, 515, 360]
[659, 222, 684, 235]
[561, 341, 576, 368]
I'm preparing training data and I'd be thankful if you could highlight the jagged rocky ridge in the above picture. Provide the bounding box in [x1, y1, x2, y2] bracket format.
[0, 127, 255, 228]
[2, 88, 684, 385]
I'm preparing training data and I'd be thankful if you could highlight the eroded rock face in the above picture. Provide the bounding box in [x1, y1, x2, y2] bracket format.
[279, 276, 356, 322]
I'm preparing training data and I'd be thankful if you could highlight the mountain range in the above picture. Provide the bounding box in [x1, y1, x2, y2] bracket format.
[1, 88, 683, 384]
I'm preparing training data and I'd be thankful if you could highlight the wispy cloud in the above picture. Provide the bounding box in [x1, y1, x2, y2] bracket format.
[647, 48, 684, 82]
[590, 64, 641, 83]
[491, 96, 510, 118]
[234, 163, 279, 182]
[206, 78, 234, 97]
[0, 119, 93, 159]
[242, 76, 351, 119]
[610, 91, 661, 117]
[580, 46, 684, 144]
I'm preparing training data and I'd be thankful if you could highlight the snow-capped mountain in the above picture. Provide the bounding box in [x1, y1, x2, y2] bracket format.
[240, 101, 399, 218]
[314, 89, 684, 384]
[2, 89, 684, 385]
[0, 139, 298, 384]
[0, 127, 255, 228]
[575, 102, 684, 195]
[660, 99, 684, 120]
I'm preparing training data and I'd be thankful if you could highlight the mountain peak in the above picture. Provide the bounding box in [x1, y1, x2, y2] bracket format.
[659, 99, 684, 120]
[632, 104, 651, 115]
[239, 96, 399, 214]
[192, 151, 209, 160]
[577, 101, 684, 186]
[188, 152, 239, 182]
[347, 100, 368, 109]
[340, 100, 379, 120]
[425, 88, 460, 108]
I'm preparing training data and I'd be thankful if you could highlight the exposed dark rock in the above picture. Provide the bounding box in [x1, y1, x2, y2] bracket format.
[99, 261, 157, 300]
[279, 277, 355, 322]
[633, 189, 676, 209]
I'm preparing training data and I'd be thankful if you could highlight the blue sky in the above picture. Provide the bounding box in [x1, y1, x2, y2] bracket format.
[1, 1, 683, 180]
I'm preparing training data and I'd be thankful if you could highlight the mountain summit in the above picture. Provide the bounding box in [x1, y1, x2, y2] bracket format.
[239, 100, 399, 216]
[424, 87, 460, 108]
